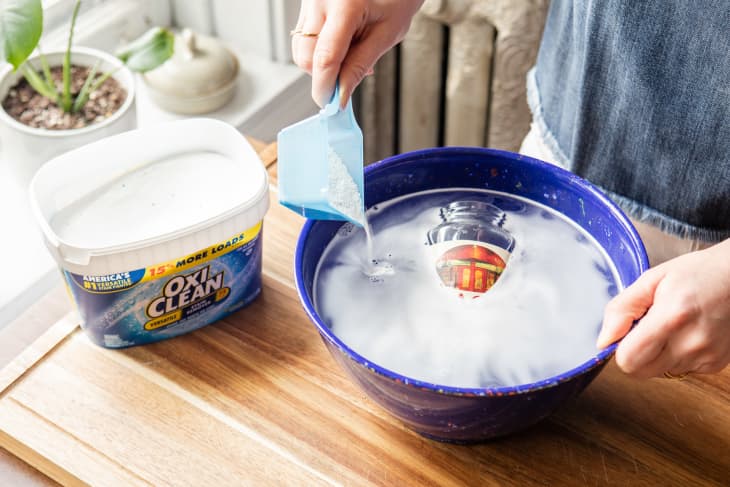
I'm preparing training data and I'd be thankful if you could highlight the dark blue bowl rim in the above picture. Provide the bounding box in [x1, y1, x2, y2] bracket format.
[294, 146, 649, 397]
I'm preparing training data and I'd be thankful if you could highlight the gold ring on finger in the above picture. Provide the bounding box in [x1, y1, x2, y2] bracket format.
[663, 371, 689, 380]
[290, 29, 319, 37]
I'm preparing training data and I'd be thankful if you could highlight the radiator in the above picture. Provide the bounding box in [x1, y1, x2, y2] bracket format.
[354, 0, 548, 164]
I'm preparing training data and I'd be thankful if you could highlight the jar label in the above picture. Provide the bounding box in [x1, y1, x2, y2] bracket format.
[63, 222, 263, 348]
[429, 239, 511, 297]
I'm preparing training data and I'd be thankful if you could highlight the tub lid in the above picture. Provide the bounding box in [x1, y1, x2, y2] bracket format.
[29, 118, 269, 266]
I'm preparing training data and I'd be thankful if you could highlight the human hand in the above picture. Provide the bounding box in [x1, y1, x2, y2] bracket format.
[596, 239, 730, 379]
[292, 0, 424, 107]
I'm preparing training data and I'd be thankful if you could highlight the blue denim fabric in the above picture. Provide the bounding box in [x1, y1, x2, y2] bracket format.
[527, 0, 730, 242]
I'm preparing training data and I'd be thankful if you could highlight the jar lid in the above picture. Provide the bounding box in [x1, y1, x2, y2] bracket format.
[143, 29, 239, 98]
[30, 118, 269, 273]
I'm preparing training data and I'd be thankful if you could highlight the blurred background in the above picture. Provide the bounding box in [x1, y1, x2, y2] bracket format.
[0, 0, 548, 326]
[38, 0, 548, 158]
[353, 0, 548, 163]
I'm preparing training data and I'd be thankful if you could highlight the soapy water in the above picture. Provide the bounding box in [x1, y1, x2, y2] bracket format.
[313, 189, 620, 389]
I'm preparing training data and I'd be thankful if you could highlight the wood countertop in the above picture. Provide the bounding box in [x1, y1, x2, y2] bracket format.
[0, 141, 728, 486]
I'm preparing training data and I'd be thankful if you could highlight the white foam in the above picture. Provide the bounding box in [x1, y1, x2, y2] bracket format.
[314, 189, 621, 388]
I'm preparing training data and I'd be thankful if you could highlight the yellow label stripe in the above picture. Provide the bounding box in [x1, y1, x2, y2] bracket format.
[145, 310, 182, 330]
[141, 222, 262, 282]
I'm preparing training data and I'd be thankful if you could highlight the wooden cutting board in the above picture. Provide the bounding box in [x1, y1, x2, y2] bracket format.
[1, 152, 729, 486]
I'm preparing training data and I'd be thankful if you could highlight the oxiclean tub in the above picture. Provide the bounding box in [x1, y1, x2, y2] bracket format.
[30, 119, 269, 348]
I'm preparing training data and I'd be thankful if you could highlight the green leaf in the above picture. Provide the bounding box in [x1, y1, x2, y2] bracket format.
[71, 59, 99, 112]
[21, 64, 57, 102]
[0, 0, 43, 70]
[60, 0, 82, 112]
[37, 47, 56, 93]
[116, 27, 174, 73]
[73, 64, 118, 113]
[86, 67, 116, 95]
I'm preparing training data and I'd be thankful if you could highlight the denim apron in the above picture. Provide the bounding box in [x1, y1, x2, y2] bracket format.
[527, 0, 730, 242]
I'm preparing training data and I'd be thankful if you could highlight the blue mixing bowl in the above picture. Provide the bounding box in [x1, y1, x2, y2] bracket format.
[294, 147, 648, 442]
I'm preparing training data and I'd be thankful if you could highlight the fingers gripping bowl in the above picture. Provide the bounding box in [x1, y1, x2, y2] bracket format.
[294, 147, 648, 442]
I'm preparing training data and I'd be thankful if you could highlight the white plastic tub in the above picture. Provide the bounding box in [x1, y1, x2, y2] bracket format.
[30, 119, 269, 348]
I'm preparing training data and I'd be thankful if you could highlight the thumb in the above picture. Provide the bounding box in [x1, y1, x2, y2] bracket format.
[596, 266, 666, 348]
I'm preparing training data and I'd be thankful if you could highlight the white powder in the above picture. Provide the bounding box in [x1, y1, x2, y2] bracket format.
[327, 147, 365, 226]
[52, 151, 250, 248]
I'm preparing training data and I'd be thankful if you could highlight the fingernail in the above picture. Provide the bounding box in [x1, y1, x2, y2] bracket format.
[322, 91, 333, 108]
[339, 86, 349, 109]
[614, 347, 631, 373]
[312, 90, 326, 108]
[596, 325, 612, 348]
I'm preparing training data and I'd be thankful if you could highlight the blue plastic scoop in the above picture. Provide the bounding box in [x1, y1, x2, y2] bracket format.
[277, 84, 365, 226]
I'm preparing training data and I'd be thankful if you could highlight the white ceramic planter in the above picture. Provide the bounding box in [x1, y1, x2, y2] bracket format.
[0, 47, 136, 187]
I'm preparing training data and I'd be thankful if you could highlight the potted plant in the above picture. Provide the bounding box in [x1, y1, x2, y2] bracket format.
[0, 0, 174, 185]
